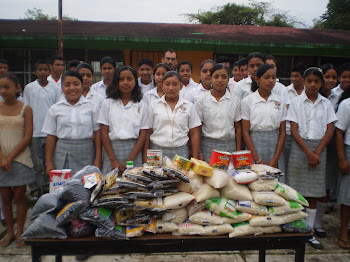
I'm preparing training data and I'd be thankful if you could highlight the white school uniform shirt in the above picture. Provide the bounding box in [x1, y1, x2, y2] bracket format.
[228, 77, 237, 92]
[286, 92, 337, 140]
[23, 80, 61, 137]
[195, 90, 241, 140]
[335, 98, 350, 146]
[91, 79, 107, 98]
[179, 78, 198, 98]
[328, 84, 344, 111]
[85, 89, 104, 111]
[97, 98, 148, 140]
[138, 77, 154, 95]
[241, 90, 287, 131]
[142, 87, 162, 107]
[148, 96, 201, 147]
[42, 95, 100, 139]
[182, 83, 209, 104]
[47, 75, 62, 88]
[285, 84, 304, 135]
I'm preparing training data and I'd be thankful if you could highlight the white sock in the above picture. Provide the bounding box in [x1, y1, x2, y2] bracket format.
[305, 208, 317, 228]
[314, 202, 327, 229]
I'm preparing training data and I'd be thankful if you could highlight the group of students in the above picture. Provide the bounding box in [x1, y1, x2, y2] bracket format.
[1, 50, 350, 251]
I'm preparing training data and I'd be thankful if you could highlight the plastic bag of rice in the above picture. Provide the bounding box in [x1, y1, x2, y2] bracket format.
[177, 170, 204, 193]
[192, 184, 220, 202]
[156, 220, 179, 233]
[248, 178, 278, 191]
[249, 211, 308, 227]
[229, 221, 263, 238]
[274, 183, 309, 207]
[221, 211, 252, 224]
[261, 226, 282, 234]
[189, 210, 224, 225]
[268, 201, 304, 215]
[163, 192, 195, 209]
[282, 219, 312, 233]
[186, 200, 206, 217]
[251, 191, 287, 207]
[162, 208, 188, 224]
[204, 169, 230, 189]
[172, 221, 205, 235]
[206, 198, 238, 219]
[201, 224, 234, 236]
[235, 201, 269, 216]
[220, 177, 253, 201]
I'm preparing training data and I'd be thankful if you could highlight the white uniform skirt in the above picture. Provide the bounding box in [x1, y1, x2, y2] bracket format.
[102, 139, 142, 175]
[54, 138, 95, 176]
[201, 137, 236, 163]
[338, 144, 350, 206]
[287, 139, 326, 198]
[150, 142, 188, 160]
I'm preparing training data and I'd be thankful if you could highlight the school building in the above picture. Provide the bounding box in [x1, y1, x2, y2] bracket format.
[1, 19, 350, 86]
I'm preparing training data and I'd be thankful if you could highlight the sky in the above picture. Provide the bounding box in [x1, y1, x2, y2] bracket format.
[0, 0, 329, 28]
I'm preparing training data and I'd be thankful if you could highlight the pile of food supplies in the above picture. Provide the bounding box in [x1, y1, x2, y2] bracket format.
[22, 150, 311, 240]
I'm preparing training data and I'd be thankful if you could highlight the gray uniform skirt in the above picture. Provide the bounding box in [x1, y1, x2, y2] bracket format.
[287, 139, 326, 198]
[150, 143, 188, 160]
[338, 145, 350, 206]
[201, 137, 236, 163]
[325, 137, 340, 198]
[102, 139, 142, 175]
[0, 161, 35, 187]
[54, 138, 95, 176]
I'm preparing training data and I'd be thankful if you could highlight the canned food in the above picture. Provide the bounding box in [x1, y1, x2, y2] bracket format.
[209, 150, 232, 170]
[232, 150, 253, 170]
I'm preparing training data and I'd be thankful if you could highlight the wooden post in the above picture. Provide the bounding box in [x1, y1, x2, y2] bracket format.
[58, 0, 63, 57]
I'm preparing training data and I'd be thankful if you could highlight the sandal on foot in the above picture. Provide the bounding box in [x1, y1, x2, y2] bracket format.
[314, 227, 327, 238]
[16, 239, 25, 248]
[338, 239, 350, 249]
[308, 237, 324, 250]
[0, 236, 15, 247]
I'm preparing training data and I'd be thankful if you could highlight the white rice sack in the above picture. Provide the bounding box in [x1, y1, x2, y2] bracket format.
[261, 226, 282, 234]
[204, 169, 230, 189]
[229, 222, 263, 238]
[162, 208, 188, 224]
[172, 221, 205, 235]
[192, 183, 220, 202]
[177, 170, 204, 193]
[222, 212, 252, 224]
[220, 177, 253, 201]
[156, 220, 179, 233]
[189, 210, 224, 225]
[251, 191, 287, 207]
[274, 183, 309, 207]
[233, 170, 258, 184]
[248, 178, 278, 191]
[249, 211, 308, 227]
[201, 224, 234, 236]
[205, 198, 237, 218]
[164, 192, 195, 210]
[268, 201, 304, 215]
[235, 200, 269, 216]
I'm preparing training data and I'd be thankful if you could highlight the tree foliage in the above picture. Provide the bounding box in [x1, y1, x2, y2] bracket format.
[184, 1, 303, 27]
[24, 8, 77, 21]
[313, 0, 350, 30]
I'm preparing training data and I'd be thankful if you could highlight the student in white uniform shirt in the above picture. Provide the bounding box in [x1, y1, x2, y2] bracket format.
[90, 56, 116, 98]
[146, 71, 201, 159]
[23, 60, 61, 198]
[183, 60, 215, 104]
[286, 67, 337, 250]
[42, 70, 102, 176]
[77, 63, 104, 110]
[142, 63, 170, 107]
[241, 64, 286, 169]
[234, 52, 290, 105]
[177, 60, 198, 98]
[137, 58, 154, 94]
[98, 66, 148, 175]
[328, 63, 350, 111]
[195, 64, 242, 162]
[47, 56, 64, 88]
[238, 58, 249, 79]
[228, 61, 243, 92]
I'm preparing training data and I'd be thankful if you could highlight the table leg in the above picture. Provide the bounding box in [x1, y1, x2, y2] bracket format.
[259, 249, 266, 262]
[31, 247, 41, 262]
[55, 254, 62, 262]
[295, 241, 305, 262]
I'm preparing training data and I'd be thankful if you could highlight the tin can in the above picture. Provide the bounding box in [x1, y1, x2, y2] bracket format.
[232, 150, 253, 170]
[172, 154, 192, 171]
[147, 150, 162, 167]
[209, 150, 232, 170]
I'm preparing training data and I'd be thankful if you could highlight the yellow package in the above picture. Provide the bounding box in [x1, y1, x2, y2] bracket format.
[134, 198, 166, 211]
[191, 158, 213, 177]
[145, 218, 157, 234]
[126, 225, 145, 237]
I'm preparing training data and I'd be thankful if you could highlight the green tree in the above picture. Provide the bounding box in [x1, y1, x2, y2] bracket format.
[313, 0, 350, 30]
[24, 8, 77, 21]
[184, 1, 303, 27]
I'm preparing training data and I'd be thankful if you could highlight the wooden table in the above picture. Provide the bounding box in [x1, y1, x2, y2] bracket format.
[25, 232, 312, 262]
